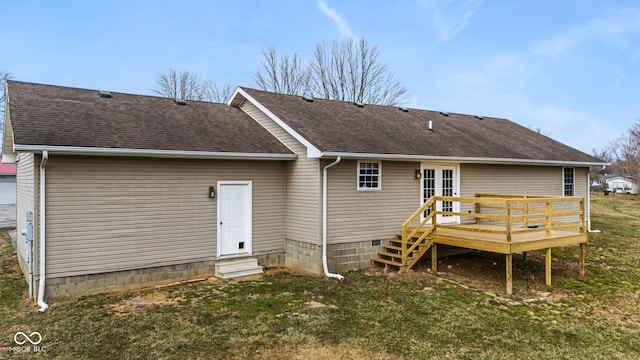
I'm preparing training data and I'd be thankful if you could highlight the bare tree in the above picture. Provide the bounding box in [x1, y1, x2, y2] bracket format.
[607, 120, 640, 183]
[253, 38, 408, 106]
[527, 125, 551, 137]
[310, 38, 407, 106]
[1, 70, 14, 139]
[254, 46, 311, 96]
[589, 147, 612, 186]
[153, 68, 232, 103]
[0, 70, 11, 103]
[592, 147, 612, 166]
[153, 68, 203, 100]
[200, 80, 234, 103]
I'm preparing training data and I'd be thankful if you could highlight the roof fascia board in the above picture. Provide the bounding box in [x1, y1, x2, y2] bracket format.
[13, 145, 297, 161]
[234, 88, 323, 158]
[227, 87, 244, 107]
[320, 152, 608, 167]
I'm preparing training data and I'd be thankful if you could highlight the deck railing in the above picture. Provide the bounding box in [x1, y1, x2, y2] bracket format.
[473, 193, 585, 239]
[400, 194, 585, 261]
[400, 196, 436, 265]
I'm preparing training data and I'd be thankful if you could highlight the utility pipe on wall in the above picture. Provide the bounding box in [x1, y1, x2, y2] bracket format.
[587, 169, 602, 233]
[37, 151, 49, 312]
[322, 156, 344, 281]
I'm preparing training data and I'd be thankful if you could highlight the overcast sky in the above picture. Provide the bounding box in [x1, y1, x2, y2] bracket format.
[2, 0, 639, 154]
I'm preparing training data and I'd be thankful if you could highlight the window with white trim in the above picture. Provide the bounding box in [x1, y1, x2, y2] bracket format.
[563, 167, 575, 196]
[357, 161, 381, 190]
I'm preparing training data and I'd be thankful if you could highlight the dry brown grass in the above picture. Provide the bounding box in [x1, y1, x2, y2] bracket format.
[1, 192, 639, 359]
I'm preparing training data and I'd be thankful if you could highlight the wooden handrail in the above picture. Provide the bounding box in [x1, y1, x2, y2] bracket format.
[401, 197, 437, 264]
[402, 196, 436, 228]
[401, 194, 585, 253]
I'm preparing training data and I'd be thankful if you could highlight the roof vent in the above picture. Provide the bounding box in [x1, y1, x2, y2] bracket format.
[302, 95, 314, 103]
[428, 120, 433, 131]
[98, 91, 113, 98]
[399, 107, 409, 112]
[439, 111, 449, 117]
[474, 115, 484, 120]
[174, 99, 187, 106]
[354, 102, 364, 108]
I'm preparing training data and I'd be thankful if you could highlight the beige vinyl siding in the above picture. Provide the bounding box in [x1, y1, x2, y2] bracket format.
[15, 152, 37, 279]
[240, 101, 322, 245]
[460, 164, 564, 196]
[326, 160, 419, 244]
[460, 164, 587, 224]
[45, 156, 285, 278]
[572, 167, 588, 198]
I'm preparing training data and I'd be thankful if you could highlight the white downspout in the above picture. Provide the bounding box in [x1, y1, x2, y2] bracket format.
[37, 151, 49, 312]
[322, 156, 344, 281]
[587, 167, 603, 233]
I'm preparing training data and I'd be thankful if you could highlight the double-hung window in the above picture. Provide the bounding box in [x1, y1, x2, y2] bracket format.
[563, 167, 575, 196]
[357, 161, 381, 190]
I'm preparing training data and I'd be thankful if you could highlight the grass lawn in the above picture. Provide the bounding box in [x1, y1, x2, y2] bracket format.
[1, 193, 639, 359]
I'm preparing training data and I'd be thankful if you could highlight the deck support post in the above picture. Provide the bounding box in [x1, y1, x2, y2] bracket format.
[522, 251, 527, 263]
[431, 244, 438, 272]
[506, 254, 513, 295]
[545, 248, 552, 286]
[579, 243, 586, 276]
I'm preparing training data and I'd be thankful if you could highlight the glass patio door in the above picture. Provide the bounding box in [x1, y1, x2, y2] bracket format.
[421, 164, 459, 224]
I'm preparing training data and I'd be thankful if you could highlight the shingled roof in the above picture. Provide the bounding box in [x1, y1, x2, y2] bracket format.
[4, 81, 294, 159]
[237, 87, 604, 165]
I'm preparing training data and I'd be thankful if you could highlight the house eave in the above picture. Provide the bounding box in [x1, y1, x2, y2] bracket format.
[319, 152, 608, 167]
[13, 145, 297, 161]
[231, 87, 323, 158]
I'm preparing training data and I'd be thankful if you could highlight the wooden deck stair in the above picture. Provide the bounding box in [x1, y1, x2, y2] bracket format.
[372, 233, 433, 271]
[371, 194, 588, 294]
[372, 196, 437, 272]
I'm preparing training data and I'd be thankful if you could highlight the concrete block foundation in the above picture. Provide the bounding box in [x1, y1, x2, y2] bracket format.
[42, 252, 285, 299]
[285, 238, 389, 274]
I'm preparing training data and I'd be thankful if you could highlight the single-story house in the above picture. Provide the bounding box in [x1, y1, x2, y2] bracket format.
[596, 174, 638, 194]
[3, 81, 606, 309]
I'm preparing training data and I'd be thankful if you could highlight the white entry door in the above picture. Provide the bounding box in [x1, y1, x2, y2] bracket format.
[217, 181, 252, 258]
[421, 164, 459, 224]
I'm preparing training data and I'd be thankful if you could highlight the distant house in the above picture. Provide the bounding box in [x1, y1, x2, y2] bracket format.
[3, 81, 606, 306]
[0, 161, 16, 204]
[597, 174, 638, 194]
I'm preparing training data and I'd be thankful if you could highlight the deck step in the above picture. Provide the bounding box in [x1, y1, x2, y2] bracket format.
[378, 248, 420, 258]
[376, 251, 419, 262]
[377, 252, 416, 262]
[383, 245, 408, 254]
[372, 257, 404, 267]
[215, 258, 263, 279]
[373, 233, 434, 272]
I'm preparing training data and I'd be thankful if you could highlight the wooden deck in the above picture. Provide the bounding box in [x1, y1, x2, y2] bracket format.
[372, 194, 588, 294]
[431, 224, 586, 254]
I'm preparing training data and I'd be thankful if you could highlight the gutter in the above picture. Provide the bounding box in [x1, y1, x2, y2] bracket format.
[13, 145, 297, 161]
[37, 151, 49, 312]
[319, 151, 608, 168]
[322, 157, 344, 281]
[587, 166, 605, 233]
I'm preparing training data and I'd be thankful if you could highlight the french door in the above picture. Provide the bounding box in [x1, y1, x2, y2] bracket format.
[421, 164, 459, 224]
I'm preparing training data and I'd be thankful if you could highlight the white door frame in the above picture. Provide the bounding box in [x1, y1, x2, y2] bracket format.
[420, 163, 460, 224]
[217, 181, 252, 259]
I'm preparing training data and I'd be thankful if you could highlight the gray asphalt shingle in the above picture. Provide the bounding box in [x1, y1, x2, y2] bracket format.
[7, 81, 293, 156]
[241, 87, 602, 164]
